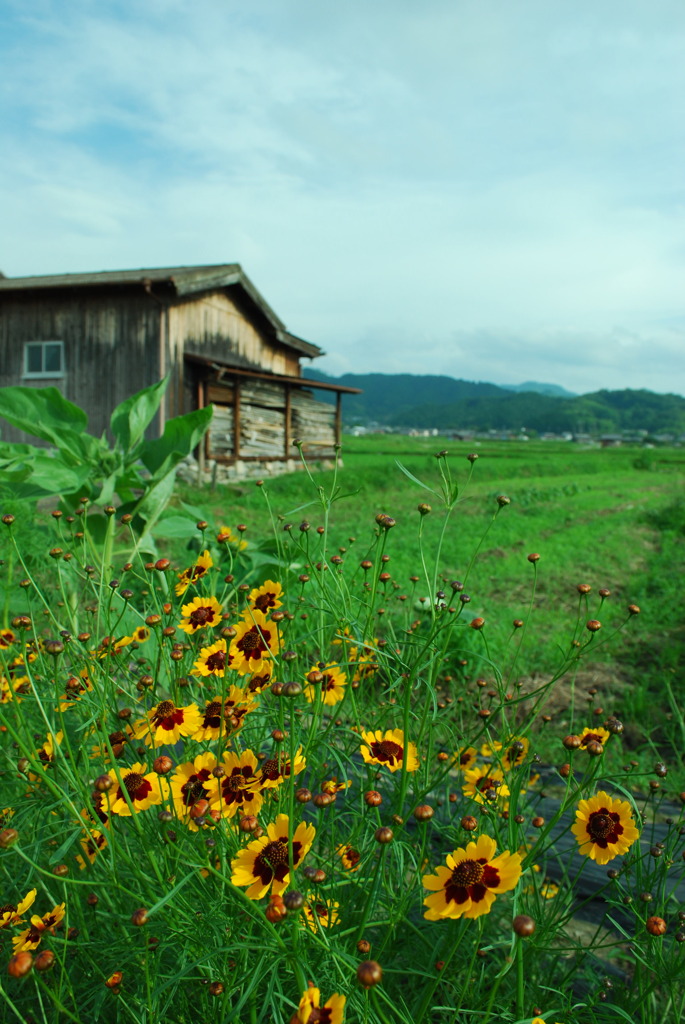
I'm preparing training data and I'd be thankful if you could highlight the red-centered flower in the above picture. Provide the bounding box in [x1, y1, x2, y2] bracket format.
[133, 701, 202, 747]
[212, 750, 263, 819]
[571, 790, 640, 864]
[579, 726, 611, 748]
[191, 687, 256, 742]
[247, 580, 283, 614]
[231, 813, 315, 900]
[423, 835, 522, 920]
[75, 829, 107, 869]
[295, 985, 346, 1024]
[303, 662, 347, 706]
[230, 610, 280, 677]
[192, 638, 232, 677]
[462, 766, 510, 807]
[257, 748, 306, 790]
[178, 596, 223, 634]
[105, 762, 169, 816]
[337, 844, 362, 872]
[360, 729, 418, 772]
[0, 889, 37, 929]
[175, 550, 213, 596]
[171, 753, 220, 830]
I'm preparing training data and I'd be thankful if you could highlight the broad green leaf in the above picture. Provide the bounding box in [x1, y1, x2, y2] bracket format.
[137, 405, 214, 476]
[0, 387, 88, 455]
[154, 514, 202, 540]
[110, 376, 169, 453]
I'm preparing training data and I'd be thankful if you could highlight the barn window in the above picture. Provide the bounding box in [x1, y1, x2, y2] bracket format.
[23, 341, 65, 378]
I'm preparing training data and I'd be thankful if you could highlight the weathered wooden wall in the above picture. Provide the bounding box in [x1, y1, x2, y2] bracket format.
[0, 287, 162, 443]
[206, 379, 336, 461]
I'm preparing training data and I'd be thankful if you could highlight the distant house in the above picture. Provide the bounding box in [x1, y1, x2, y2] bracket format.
[0, 264, 359, 478]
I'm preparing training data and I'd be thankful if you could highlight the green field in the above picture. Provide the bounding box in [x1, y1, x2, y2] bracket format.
[176, 437, 685, 775]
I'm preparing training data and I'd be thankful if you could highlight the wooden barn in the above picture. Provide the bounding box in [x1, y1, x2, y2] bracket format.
[0, 264, 359, 478]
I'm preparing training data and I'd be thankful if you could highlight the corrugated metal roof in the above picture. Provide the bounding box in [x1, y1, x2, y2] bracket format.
[0, 263, 323, 358]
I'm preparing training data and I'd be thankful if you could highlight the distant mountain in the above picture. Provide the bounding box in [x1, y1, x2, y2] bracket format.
[499, 381, 577, 398]
[306, 370, 508, 422]
[306, 370, 685, 435]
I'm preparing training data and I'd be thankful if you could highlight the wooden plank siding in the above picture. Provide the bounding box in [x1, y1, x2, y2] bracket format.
[205, 379, 337, 462]
[0, 287, 162, 444]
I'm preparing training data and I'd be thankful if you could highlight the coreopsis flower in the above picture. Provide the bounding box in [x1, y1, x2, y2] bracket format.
[294, 985, 346, 1024]
[76, 830, 107, 869]
[302, 899, 340, 931]
[177, 596, 223, 634]
[321, 777, 351, 796]
[423, 835, 522, 920]
[217, 526, 248, 551]
[114, 627, 151, 649]
[337, 844, 361, 872]
[247, 580, 283, 614]
[212, 750, 263, 819]
[12, 927, 42, 954]
[230, 813, 315, 900]
[0, 628, 15, 648]
[258, 748, 306, 790]
[57, 668, 94, 711]
[35, 731, 63, 767]
[532, 1018, 564, 1024]
[453, 746, 478, 771]
[0, 890, 37, 929]
[230, 610, 280, 677]
[245, 668, 273, 693]
[360, 729, 419, 773]
[499, 736, 530, 771]
[192, 638, 231, 678]
[133, 700, 202, 747]
[30, 903, 65, 936]
[90, 727, 132, 763]
[105, 763, 169, 816]
[176, 550, 213, 596]
[191, 687, 256, 742]
[171, 753, 220, 829]
[462, 766, 510, 807]
[303, 663, 347, 706]
[571, 791, 640, 865]
[579, 726, 610, 748]
[351, 652, 379, 684]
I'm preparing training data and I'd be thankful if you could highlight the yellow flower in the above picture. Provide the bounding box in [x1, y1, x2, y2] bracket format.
[423, 834, 522, 920]
[295, 985, 346, 1024]
[0, 889, 37, 929]
[170, 752, 220, 829]
[302, 899, 340, 932]
[217, 526, 248, 551]
[191, 687, 256, 742]
[360, 729, 418, 772]
[462, 765, 510, 807]
[453, 746, 478, 771]
[105, 763, 169, 816]
[258, 748, 306, 790]
[303, 662, 347, 706]
[133, 700, 202, 747]
[499, 736, 530, 771]
[75, 830, 107, 870]
[175, 550, 213, 596]
[579, 726, 610, 748]
[229, 610, 280, 677]
[192, 638, 232, 677]
[571, 790, 639, 864]
[177, 595, 223, 634]
[230, 813, 315, 900]
[211, 750, 263, 820]
[337, 843, 362, 872]
[247, 580, 283, 614]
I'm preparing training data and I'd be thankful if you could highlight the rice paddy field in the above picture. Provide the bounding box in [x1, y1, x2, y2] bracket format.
[1, 436, 684, 1024]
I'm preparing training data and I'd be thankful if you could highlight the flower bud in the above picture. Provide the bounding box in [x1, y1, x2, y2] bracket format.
[357, 960, 383, 989]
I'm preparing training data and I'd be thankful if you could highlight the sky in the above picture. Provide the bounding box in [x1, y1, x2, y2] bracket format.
[1, 0, 684, 396]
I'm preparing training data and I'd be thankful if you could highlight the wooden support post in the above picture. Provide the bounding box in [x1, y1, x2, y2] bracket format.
[233, 379, 241, 458]
[335, 391, 342, 447]
[198, 380, 206, 483]
[284, 385, 291, 457]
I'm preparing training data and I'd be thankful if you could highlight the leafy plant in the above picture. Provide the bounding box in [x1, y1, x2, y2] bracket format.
[0, 378, 213, 554]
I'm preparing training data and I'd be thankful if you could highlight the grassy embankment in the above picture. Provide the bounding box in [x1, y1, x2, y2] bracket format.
[176, 438, 685, 780]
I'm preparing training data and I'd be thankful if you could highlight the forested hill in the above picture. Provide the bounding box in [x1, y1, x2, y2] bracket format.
[307, 371, 685, 434]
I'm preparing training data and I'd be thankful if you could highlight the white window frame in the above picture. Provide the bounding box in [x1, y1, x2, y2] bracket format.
[23, 341, 65, 379]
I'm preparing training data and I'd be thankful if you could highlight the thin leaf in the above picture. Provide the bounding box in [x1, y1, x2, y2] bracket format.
[395, 460, 441, 498]
[110, 376, 169, 452]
